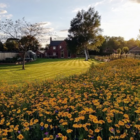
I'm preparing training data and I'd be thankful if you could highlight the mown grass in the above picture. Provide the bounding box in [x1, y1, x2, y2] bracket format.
[1, 58, 140, 140]
[0, 58, 99, 86]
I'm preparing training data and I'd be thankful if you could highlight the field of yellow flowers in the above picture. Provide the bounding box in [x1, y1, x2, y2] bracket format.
[1, 58, 140, 140]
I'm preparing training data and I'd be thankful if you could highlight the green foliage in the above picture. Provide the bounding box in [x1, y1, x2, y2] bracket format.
[5, 40, 19, 52]
[117, 48, 121, 54]
[66, 7, 104, 58]
[126, 38, 139, 49]
[0, 41, 4, 51]
[99, 36, 125, 54]
[122, 46, 129, 54]
[20, 35, 40, 52]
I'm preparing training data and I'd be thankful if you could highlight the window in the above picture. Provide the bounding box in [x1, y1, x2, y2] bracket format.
[60, 46, 62, 49]
[45, 52, 47, 56]
[53, 46, 56, 50]
[53, 52, 56, 56]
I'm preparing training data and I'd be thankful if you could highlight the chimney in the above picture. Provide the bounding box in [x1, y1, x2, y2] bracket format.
[50, 37, 52, 42]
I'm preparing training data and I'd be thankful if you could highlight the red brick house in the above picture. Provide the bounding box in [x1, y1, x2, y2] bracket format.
[45, 37, 76, 58]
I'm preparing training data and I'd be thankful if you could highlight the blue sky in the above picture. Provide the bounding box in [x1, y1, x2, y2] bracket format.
[0, 0, 140, 47]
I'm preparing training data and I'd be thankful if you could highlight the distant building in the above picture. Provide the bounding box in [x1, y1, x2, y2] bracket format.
[129, 46, 140, 54]
[44, 37, 76, 58]
[36, 50, 45, 58]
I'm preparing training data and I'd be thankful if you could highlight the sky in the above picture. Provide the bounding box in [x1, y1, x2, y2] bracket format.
[0, 0, 140, 47]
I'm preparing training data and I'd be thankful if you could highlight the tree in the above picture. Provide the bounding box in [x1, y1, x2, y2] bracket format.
[126, 38, 138, 49]
[0, 41, 4, 51]
[122, 47, 129, 54]
[20, 35, 40, 69]
[99, 36, 126, 54]
[0, 18, 51, 69]
[66, 7, 104, 61]
[5, 39, 19, 52]
[117, 48, 121, 54]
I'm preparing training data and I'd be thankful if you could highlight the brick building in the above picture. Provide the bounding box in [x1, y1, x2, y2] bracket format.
[45, 37, 76, 58]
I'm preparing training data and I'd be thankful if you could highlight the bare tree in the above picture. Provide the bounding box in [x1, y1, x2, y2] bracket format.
[0, 18, 54, 69]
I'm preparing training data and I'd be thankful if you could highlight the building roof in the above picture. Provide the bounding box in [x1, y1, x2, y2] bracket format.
[50, 41, 63, 46]
[38, 50, 45, 54]
[129, 46, 140, 52]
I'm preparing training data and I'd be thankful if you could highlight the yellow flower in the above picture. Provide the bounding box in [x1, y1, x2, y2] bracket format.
[116, 129, 120, 133]
[47, 119, 52, 122]
[23, 122, 29, 127]
[17, 134, 24, 140]
[2, 131, 8, 136]
[43, 138, 49, 140]
[95, 128, 100, 133]
[89, 129, 93, 135]
[40, 122, 44, 127]
[58, 133, 63, 137]
[66, 129, 73, 133]
[34, 119, 39, 123]
[2, 138, 7, 140]
[25, 127, 29, 131]
[17, 109, 21, 114]
[130, 137, 134, 140]
[118, 120, 125, 126]
[14, 127, 19, 131]
[97, 136, 102, 140]
[49, 135, 53, 139]
[62, 136, 67, 140]
[6, 122, 10, 126]
[44, 124, 48, 128]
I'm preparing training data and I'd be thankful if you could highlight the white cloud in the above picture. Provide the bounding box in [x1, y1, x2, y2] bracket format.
[0, 10, 7, 14]
[72, 0, 106, 13]
[94, 0, 106, 7]
[37, 21, 51, 27]
[0, 14, 13, 20]
[0, 3, 12, 20]
[0, 3, 7, 8]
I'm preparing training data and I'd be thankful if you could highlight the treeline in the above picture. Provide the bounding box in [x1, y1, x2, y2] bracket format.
[0, 37, 40, 52]
[89, 36, 140, 55]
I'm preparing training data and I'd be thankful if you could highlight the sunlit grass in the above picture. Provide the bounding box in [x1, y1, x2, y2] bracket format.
[0, 58, 99, 85]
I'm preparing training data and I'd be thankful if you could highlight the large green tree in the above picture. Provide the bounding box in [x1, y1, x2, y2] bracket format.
[66, 7, 104, 61]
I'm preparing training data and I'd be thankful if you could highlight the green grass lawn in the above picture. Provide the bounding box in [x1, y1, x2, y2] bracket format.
[0, 58, 99, 85]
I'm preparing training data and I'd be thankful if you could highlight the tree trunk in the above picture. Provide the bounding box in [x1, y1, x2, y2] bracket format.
[84, 48, 88, 61]
[22, 52, 25, 70]
[87, 49, 90, 59]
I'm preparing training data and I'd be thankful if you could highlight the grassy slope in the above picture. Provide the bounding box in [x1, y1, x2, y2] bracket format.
[0, 58, 99, 85]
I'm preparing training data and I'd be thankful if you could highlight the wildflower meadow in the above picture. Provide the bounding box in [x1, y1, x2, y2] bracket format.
[0, 58, 140, 140]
